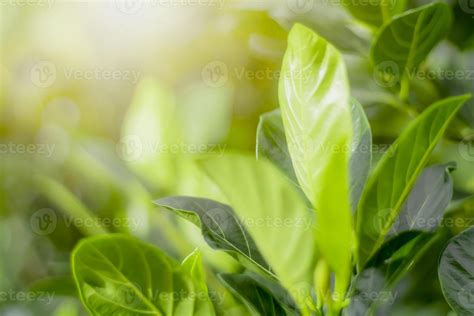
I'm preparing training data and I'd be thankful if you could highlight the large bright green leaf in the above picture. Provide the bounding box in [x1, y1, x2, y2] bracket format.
[278, 23, 354, 297]
[371, 2, 452, 94]
[72, 234, 214, 316]
[356, 95, 470, 268]
[198, 154, 316, 311]
[342, 0, 407, 27]
[154, 196, 272, 277]
[257, 100, 372, 213]
[439, 226, 474, 316]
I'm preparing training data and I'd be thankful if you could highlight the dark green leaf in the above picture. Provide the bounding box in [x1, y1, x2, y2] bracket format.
[342, 0, 407, 27]
[154, 196, 272, 277]
[356, 95, 470, 268]
[439, 226, 474, 316]
[256, 109, 298, 186]
[218, 273, 294, 316]
[372, 2, 452, 93]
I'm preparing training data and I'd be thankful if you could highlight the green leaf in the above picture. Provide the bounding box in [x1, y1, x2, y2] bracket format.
[71, 234, 215, 316]
[180, 249, 216, 316]
[218, 273, 292, 316]
[199, 154, 316, 311]
[256, 109, 298, 186]
[154, 196, 272, 277]
[371, 2, 452, 95]
[278, 23, 354, 297]
[389, 163, 455, 236]
[356, 95, 470, 267]
[342, 0, 407, 27]
[29, 276, 78, 297]
[439, 226, 474, 316]
[350, 99, 372, 211]
[257, 100, 372, 213]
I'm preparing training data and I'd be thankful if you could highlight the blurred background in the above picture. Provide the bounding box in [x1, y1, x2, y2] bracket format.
[0, 0, 473, 315]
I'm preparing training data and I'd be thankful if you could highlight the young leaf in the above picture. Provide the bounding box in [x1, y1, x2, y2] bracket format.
[256, 109, 298, 185]
[371, 2, 452, 95]
[71, 234, 215, 316]
[154, 196, 272, 277]
[342, 0, 407, 27]
[350, 99, 372, 211]
[356, 95, 471, 268]
[439, 226, 474, 316]
[218, 273, 291, 316]
[199, 154, 316, 311]
[181, 249, 216, 316]
[279, 23, 353, 297]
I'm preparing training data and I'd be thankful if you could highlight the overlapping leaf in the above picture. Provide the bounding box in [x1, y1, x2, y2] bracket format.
[342, 0, 407, 27]
[154, 196, 272, 277]
[372, 2, 452, 91]
[198, 154, 316, 311]
[356, 95, 470, 268]
[439, 227, 474, 316]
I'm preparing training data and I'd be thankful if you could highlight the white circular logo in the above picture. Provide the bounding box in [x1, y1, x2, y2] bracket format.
[287, 0, 314, 14]
[30, 208, 57, 235]
[459, 0, 474, 14]
[30, 61, 56, 88]
[115, 0, 143, 14]
[459, 137, 474, 162]
[373, 61, 400, 88]
[116, 135, 143, 162]
[201, 61, 228, 88]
